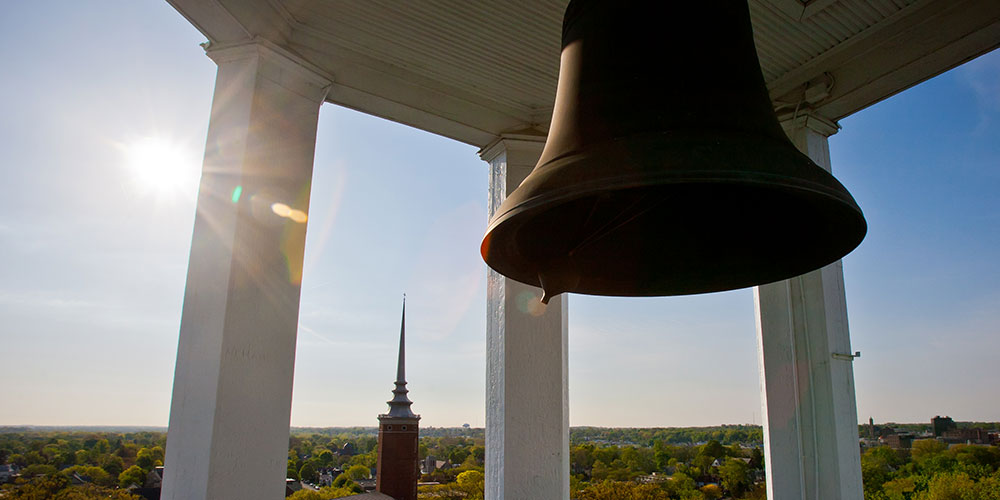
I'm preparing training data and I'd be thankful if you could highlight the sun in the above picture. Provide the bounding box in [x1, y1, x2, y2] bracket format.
[123, 136, 198, 195]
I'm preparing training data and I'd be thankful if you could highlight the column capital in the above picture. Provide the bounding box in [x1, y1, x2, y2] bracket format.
[479, 130, 546, 165]
[780, 111, 840, 138]
[204, 38, 334, 103]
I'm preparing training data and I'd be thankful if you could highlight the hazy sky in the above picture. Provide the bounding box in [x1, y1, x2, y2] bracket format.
[1, 2, 998, 428]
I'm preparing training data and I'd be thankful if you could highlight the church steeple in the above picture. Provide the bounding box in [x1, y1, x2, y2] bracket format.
[377, 295, 421, 500]
[386, 295, 417, 418]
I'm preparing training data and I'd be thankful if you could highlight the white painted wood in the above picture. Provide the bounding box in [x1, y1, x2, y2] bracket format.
[482, 135, 570, 500]
[767, 0, 1000, 121]
[755, 113, 864, 500]
[161, 42, 330, 500]
[165, 0, 1000, 147]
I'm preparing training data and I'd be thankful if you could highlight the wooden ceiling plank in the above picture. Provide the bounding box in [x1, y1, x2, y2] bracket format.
[817, 3, 1000, 119]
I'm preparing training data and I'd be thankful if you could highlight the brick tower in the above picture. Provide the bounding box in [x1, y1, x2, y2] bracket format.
[376, 297, 420, 500]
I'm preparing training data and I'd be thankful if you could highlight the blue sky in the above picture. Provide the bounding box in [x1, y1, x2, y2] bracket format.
[0, 1, 997, 428]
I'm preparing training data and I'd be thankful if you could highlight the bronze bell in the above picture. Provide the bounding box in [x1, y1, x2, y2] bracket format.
[481, 0, 866, 303]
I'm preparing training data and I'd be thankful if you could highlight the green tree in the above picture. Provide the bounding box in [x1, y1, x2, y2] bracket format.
[692, 454, 714, 474]
[52, 484, 143, 499]
[915, 472, 977, 500]
[590, 459, 609, 481]
[345, 464, 370, 480]
[912, 440, 948, 465]
[882, 476, 917, 500]
[63, 465, 113, 488]
[471, 445, 486, 464]
[719, 458, 750, 497]
[662, 472, 698, 498]
[593, 446, 618, 465]
[456, 470, 485, 500]
[448, 448, 470, 464]
[327, 478, 363, 496]
[102, 455, 126, 478]
[348, 451, 376, 469]
[700, 440, 726, 460]
[299, 462, 318, 483]
[332, 474, 349, 488]
[952, 444, 1000, 478]
[701, 483, 723, 499]
[118, 465, 146, 488]
[576, 480, 669, 500]
[93, 440, 110, 455]
[288, 490, 323, 500]
[749, 447, 764, 469]
[862, 446, 903, 497]
[135, 448, 155, 471]
[620, 446, 654, 474]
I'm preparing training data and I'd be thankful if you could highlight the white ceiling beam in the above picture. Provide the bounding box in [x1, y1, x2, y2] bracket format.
[769, 0, 1000, 121]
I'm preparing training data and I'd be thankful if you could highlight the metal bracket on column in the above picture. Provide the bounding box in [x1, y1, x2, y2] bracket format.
[832, 351, 861, 361]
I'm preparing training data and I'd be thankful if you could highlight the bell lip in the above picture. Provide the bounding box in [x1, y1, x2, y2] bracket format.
[480, 133, 867, 296]
[481, 181, 868, 294]
[485, 172, 862, 239]
[485, 133, 864, 239]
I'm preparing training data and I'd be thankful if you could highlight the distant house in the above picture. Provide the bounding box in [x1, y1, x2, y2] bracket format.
[859, 437, 880, 449]
[708, 457, 749, 467]
[637, 472, 668, 484]
[146, 466, 165, 488]
[932, 416, 957, 437]
[318, 467, 343, 486]
[356, 478, 377, 492]
[339, 442, 357, 457]
[882, 433, 915, 449]
[285, 478, 303, 497]
[129, 466, 165, 500]
[421, 456, 453, 475]
[0, 464, 17, 483]
[69, 472, 91, 485]
[941, 428, 991, 445]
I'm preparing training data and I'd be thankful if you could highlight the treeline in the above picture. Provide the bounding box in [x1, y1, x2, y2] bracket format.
[287, 431, 377, 480]
[858, 421, 1000, 436]
[862, 440, 1000, 499]
[570, 439, 765, 499]
[571, 425, 763, 447]
[0, 430, 165, 499]
[10, 426, 997, 500]
[291, 426, 483, 440]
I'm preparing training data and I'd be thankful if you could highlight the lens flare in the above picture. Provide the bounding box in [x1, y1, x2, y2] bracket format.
[271, 202, 308, 223]
[287, 209, 308, 223]
[271, 203, 292, 217]
[516, 290, 547, 317]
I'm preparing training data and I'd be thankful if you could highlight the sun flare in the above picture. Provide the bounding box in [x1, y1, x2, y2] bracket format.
[123, 136, 197, 195]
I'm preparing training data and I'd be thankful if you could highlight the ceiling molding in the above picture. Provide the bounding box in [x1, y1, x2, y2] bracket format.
[165, 0, 1000, 147]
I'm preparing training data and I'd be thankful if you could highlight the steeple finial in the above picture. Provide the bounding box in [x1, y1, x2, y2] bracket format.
[386, 294, 417, 418]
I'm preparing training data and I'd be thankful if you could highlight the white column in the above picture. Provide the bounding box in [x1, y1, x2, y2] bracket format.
[162, 41, 331, 500]
[481, 134, 570, 500]
[755, 114, 864, 500]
